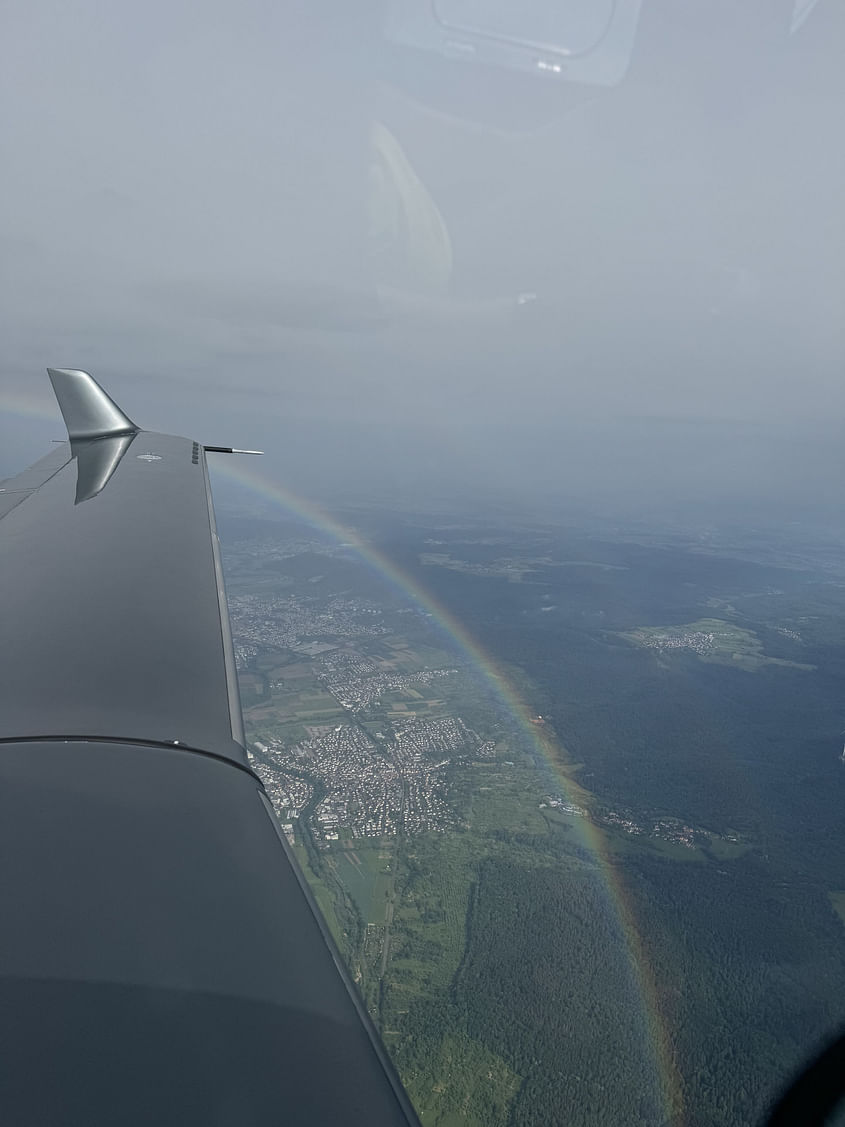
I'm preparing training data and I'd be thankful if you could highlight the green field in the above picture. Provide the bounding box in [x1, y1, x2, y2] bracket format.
[623, 617, 815, 672]
[830, 891, 845, 928]
[329, 847, 394, 925]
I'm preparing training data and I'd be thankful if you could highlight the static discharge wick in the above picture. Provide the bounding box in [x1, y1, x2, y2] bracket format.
[204, 446, 264, 455]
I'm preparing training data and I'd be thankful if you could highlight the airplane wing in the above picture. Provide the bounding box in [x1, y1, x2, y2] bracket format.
[0, 369, 420, 1126]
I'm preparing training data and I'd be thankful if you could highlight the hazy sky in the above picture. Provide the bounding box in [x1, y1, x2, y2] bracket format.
[2, 1, 843, 510]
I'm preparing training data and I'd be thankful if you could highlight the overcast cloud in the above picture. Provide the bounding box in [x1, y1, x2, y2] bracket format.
[2, 1, 843, 510]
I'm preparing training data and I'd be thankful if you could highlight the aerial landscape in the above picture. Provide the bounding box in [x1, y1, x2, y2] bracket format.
[1, 0, 841, 1122]
[220, 499, 845, 1127]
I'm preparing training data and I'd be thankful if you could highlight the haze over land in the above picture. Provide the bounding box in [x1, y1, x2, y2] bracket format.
[221, 503, 845, 1127]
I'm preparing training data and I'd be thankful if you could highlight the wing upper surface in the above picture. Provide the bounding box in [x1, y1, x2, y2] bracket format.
[0, 443, 72, 518]
[0, 428, 245, 759]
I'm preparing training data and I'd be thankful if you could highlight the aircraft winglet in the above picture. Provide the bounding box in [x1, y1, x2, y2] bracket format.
[47, 368, 138, 441]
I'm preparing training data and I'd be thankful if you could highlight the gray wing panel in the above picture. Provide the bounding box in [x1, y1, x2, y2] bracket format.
[0, 443, 72, 518]
[0, 430, 245, 761]
[0, 739, 420, 1126]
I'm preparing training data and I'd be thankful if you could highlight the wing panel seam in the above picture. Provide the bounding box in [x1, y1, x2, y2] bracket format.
[200, 450, 247, 750]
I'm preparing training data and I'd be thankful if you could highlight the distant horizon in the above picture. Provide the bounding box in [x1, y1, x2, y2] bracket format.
[6, 399, 844, 531]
